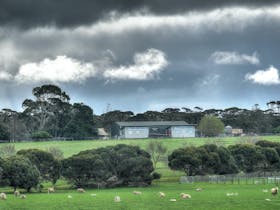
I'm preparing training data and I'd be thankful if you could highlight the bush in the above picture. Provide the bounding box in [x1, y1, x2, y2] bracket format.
[62, 144, 154, 188]
[228, 144, 266, 173]
[256, 140, 280, 158]
[17, 149, 61, 185]
[0, 145, 16, 158]
[168, 144, 238, 176]
[2, 155, 40, 192]
[152, 172, 161, 180]
[31, 131, 52, 141]
[46, 147, 64, 160]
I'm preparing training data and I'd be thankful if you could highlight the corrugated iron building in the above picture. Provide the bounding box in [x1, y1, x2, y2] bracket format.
[112, 121, 196, 139]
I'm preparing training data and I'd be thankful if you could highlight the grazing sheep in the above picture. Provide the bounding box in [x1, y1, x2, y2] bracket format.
[180, 193, 191, 199]
[14, 190, 20, 197]
[133, 191, 142, 195]
[226, 192, 238, 196]
[48, 187, 55, 194]
[20, 195, 26, 199]
[114, 195, 121, 202]
[196, 188, 203, 191]
[77, 188, 86, 193]
[271, 187, 278, 196]
[169, 199, 176, 202]
[0, 193, 7, 200]
[159, 192, 165, 197]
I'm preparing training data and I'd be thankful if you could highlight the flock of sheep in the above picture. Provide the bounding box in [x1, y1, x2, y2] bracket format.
[0, 186, 278, 202]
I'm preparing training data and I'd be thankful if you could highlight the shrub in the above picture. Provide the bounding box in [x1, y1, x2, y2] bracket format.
[0, 145, 16, 158]
[17, 149, 61, 185]
[62, 144, 154, 187]
[46, 147, 64, 160]
[3, 155, 40, 192]
[168, 144, 238, 176]
[228, 144, 266, 173]
[31, 131, 52, 141]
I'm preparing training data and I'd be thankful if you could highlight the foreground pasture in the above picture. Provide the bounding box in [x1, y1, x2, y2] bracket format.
[0, 183, 280, 210]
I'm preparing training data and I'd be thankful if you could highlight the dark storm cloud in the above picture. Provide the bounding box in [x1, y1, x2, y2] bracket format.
[1, 1, 280, 113]
[0, 0, 279, 28]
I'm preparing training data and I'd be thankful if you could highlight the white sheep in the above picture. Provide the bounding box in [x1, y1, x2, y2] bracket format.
[77, 188, 86, 193]
[48, 187, 55, 194]
[114, 195, 121, 202]
[180, 193, 191, 199]
[133, 191, 142, 195]
[14, 190, 20, 197]
[0, 193, 7, 200]
[159, 192, 165, 197]
[20, 194, 26, 199]
[271, 187, 278, 196]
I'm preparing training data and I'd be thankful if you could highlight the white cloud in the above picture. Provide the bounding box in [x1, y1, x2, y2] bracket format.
[12, 49, 167, 83]
[103, 48, 168, 80]
[245, 66, 280, 85]
[210, 51, 260, 65]
[15, 56, 97, 83]
[0, 71, 13, 80]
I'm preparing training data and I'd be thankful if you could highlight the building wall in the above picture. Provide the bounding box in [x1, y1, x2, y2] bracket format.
[123, 127, 149, 139]
[170, 126, 195, 138]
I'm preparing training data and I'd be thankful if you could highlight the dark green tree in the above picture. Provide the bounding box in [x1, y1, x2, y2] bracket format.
[64, 103, 95, 139]
[3, 156, 40, 192]
[62, 144, 154, 187]
[0, 123, 9, 140]
[17, 149, 61, 185]
[228, 144, 266, 173]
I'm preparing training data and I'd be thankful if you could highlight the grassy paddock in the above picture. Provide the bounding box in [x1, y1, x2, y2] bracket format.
[3, 135, 280, 157]
[0, 183, 279, 210]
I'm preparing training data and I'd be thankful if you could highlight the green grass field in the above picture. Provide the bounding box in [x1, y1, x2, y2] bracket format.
[4, 135, 280, 157]
[1, 136, 280, 209]
[1, 183, 279, 210]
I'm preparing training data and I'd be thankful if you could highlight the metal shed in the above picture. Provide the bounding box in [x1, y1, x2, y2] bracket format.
[112, 121, 196, 139]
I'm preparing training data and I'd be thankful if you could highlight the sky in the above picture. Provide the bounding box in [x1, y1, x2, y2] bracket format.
[0, 0, 280, 114]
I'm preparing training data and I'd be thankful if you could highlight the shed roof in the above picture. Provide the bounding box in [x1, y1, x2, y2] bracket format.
[115, 121, 195, 127]
[97, 128, 109, 136]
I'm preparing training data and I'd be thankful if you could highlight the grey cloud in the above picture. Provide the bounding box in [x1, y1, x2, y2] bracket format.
[0, 0, 279, 28]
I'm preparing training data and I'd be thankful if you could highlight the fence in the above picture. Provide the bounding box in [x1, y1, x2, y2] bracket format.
[180, 172, 280, 185]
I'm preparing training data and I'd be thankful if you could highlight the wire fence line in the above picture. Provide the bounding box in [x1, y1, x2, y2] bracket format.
[179, 172, 280, 185]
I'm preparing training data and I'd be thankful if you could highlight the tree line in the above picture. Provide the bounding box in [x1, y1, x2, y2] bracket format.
[1, 140, 279, 192]
[1, 84, 280, 141]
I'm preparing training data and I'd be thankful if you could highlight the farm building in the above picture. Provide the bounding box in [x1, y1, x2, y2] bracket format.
[111, 121, 196, 139]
